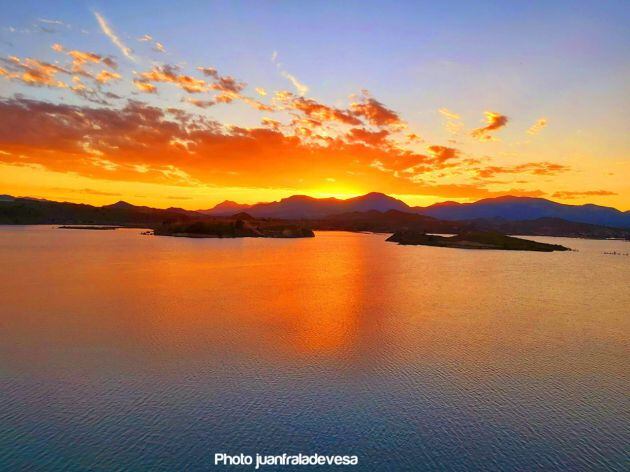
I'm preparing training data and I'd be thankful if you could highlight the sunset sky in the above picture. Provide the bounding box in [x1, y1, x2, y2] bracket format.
[1, 0, 628, 209]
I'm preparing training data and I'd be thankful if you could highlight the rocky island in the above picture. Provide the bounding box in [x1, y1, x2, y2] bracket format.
[386, 231, 570, 252]
[153, 216, 314, 239]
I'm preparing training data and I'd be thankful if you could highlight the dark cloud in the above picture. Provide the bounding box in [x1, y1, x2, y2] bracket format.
[471, 111, 508, 140]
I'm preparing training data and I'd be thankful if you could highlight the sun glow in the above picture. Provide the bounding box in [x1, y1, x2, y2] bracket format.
[0, 2, 627, 210]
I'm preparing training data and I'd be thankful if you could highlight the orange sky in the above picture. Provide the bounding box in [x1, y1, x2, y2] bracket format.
[1, 5, 628, 210]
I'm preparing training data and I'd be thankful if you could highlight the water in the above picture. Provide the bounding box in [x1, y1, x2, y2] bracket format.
[1, 226, 628, 471]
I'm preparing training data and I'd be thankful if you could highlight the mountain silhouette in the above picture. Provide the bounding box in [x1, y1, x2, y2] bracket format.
[201, 193, 630, 228]
[199, 200, 251, 216]
[203, 192, 410, 219]
[2, 192, 628, 232]
[415, 195, 630, 228]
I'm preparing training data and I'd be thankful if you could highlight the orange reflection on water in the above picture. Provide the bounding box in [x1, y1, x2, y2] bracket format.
[1, 227, 629, 382]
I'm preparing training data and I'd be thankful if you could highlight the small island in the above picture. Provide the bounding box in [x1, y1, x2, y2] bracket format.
[154, 216, 314, 239]
[386, 230, 570, 252]
[58, 225, 122, 230]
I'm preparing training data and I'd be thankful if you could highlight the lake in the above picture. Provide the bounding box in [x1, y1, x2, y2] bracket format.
[0, 226, 628, 470]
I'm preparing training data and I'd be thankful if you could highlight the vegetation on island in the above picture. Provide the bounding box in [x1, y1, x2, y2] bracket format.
[386, 231, 570, 252]
[154, 217, 314, 239]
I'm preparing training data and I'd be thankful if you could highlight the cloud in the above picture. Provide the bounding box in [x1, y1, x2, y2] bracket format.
[552, 190, 617, 199]
[271, 51, 308, 96]
[185, 98, 215, 109]
[427, 145, 458, 162]
[133, 80, 157, 93]
[52, 187, 122, 197]
[191, 66, 270, 110]
[93, 11, 134, 61]
[438, 108, 460, 120]
[240, 96, 274, 111]
[346, 128, 390, 147]
[196, 66, 247, 93]
[0, 96, 496, 196]
[0, 55, 68, 88]
[36, 18, 69, 33]
[280, 70, 308, 96]
[212, 76, 246, 94]
[438, 108, 463, 135]
[281, 95, 361, 126]
[350, 93, 404, 128]
[475, 162, 570, 179]
[406, 133, 422, 143]
[261, 117, 281, 130]
[38, 18, 64, 25]
[0, 34, 574, 202]
[197, 66, 217, 77]
[1, 48, 121, 105]
[96, 70, 121, 84]
[137, 64, 206, 93]
[527, 117, 548, 135]
[138, 34, 165, 53]
[471, 111, 508, 141]
[52, 43, 118, 74]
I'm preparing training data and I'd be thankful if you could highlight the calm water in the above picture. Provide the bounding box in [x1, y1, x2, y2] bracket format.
[1, 226, 628, 471]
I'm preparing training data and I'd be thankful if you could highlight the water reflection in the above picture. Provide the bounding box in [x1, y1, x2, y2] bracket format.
[1, 227, 628, 470]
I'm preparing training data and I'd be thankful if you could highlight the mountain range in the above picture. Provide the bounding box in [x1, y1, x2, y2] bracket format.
[1, 193, 629, 239]
[202, 192, 630, 229]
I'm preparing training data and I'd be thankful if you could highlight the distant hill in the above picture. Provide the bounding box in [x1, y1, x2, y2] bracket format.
[0, 197, 198, 226]
[310, 209, 467, 234]
[199, 200, 251, 216]
[201, 193, 629, 229]
[307, 210, 629, 239]
[415, 196, 630, 229]
[202, 192, 410, 219]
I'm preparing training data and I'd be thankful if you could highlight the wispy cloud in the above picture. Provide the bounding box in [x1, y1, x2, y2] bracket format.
[552, 189, 616, 199]
[38, 18, 64, 26]
[280, 70, 308, 96]
[527, 117, 548, 135]
[438, 108, 460, 120]
[93, 11, 134, 61]
[438, 108, 463, 135]
[272, 51, 308, 96]
[138, 34, 166, 53]
[475, 162, 570, 179]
